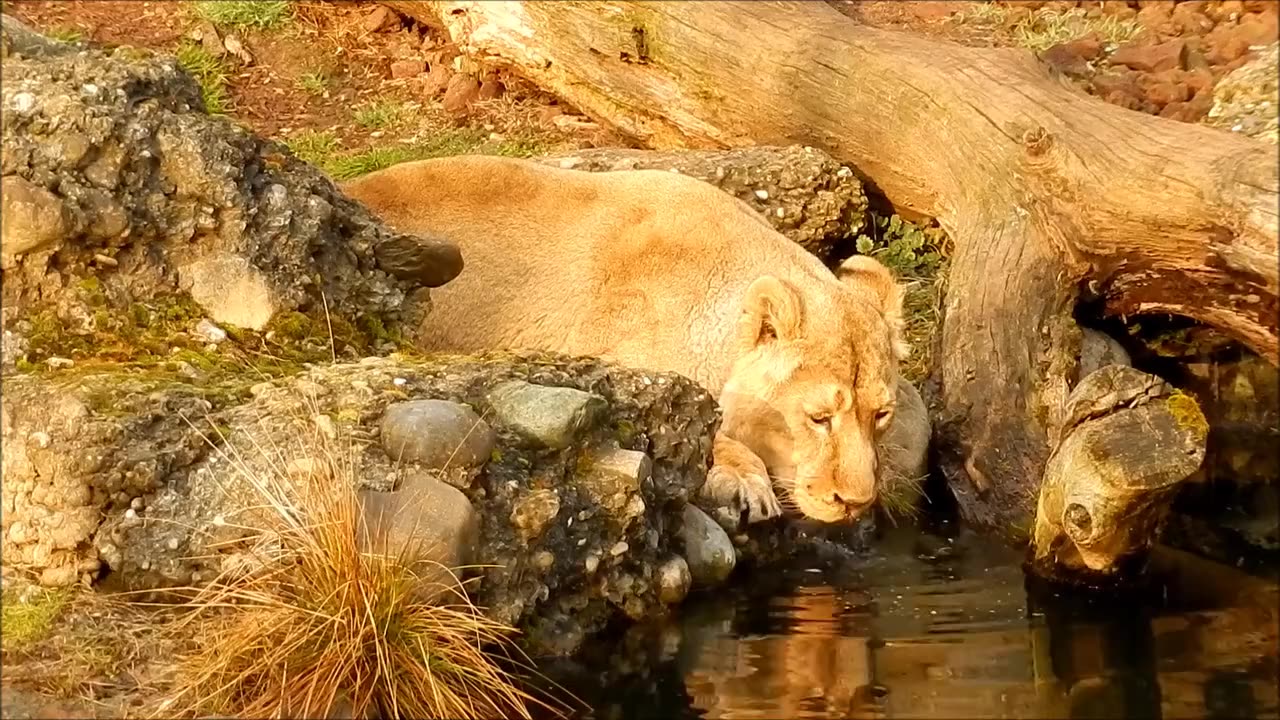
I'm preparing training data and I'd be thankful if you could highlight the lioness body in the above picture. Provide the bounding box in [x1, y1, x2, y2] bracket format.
[343, 155, 924, 524]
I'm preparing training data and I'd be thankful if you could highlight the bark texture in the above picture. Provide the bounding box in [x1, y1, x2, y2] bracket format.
[391, 0, 1279, 534]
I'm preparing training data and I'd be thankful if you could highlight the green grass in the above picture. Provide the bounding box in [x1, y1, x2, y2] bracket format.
[174, 41, 231, 114]
[285, 127, 550, 180]
[1, 587, 70, 654]
[353, 99, 409, 130]
[45, 26, 83, 43]
[192, 0, 291, 30]
[297, 70, 330, 96]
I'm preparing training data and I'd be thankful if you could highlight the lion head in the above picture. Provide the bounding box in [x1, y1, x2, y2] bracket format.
[718, 255, 910, 524]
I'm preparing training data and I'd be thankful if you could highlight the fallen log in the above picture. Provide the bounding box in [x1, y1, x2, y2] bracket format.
[391, 0, 1279, 537]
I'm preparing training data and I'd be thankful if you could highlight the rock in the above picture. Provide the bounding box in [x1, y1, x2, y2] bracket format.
[39, 564, 78, 588]
[420, 62, 454, 96]
[478, 76, 505, 100]
[358, 474, 479, 588]
[511, 489, 562, 541]
[1236, 11, 1279, 47]
[0, 15, 458, 355]
[194, 318, 227, 344]
[1079, 327, 1132, 376]
[362, 5, 401, 33]
[656, 555, 691, 604]
[1144, 79, 1191, 107]
[379, 399, 496, 473]
[370, 230, 463, 288]
[536, 146, 868, 261]
[1042, 43, 1093, 77]
[680, 504, 736, 586]
[1, 176, 71, 258]
[442, 73, 481, 114]
[576, 446, 652, 513]
[389, 59, 424, 80]
[487, 381, 606, 450]
[1109, 39, 1187, 72]
[1205, 42, 1278, 144]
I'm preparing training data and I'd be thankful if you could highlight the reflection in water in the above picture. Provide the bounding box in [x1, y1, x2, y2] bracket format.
[545, 523, 1279, 720]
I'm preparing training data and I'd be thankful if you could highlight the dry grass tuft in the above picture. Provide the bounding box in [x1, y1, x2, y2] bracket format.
[146, 417, 564, 720]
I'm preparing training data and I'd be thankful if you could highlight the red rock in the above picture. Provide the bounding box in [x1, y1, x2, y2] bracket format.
[1210, 1, 1246, 21]
[1092, 68, 1143, 96]
[1136, 0, 1175, 15]
[1207, 32, 1252, 63]
[1109, 39, 1187, 71]
[420, 63, 453, 96]
[536, 105, 564, 127]
[1136, 5, 1180, 37]
[1158, 100, 1189, 118]
[1042, 43, 1094, 76]
[1100, 0, 1136, 15]
[1064, 33, 1104, 59]
[1236, 12, 1279, 46]
[1183, 67, 1216, 94]
[1184, 88, 1216, 120]
[389, 59, 424, 79]
[424, 43, 460, 68]
[1171, 4, 1216, 34]
[441, 73, 481, 114]
[1005, 0, 1048, 8]
[477, 74, 505, 100]
[1241, 0, 1277, 12]
[362, 5, 401, 33]
[1144, 80, 1191, 106]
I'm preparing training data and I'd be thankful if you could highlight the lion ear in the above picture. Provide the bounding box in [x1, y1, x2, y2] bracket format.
[738, 275, 806, 350]
[836, 255, 910, 361]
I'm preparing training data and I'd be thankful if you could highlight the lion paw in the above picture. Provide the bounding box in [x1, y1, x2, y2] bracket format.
[703, 462, 783, 525]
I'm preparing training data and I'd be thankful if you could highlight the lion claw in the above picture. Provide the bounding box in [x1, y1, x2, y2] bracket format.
[703, 463, 783, 525]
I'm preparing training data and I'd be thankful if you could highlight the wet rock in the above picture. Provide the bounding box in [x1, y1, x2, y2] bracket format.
[1, 175, 71, 259]
[577, 446, 651, 514]
[656, 555, 691, 604]
[379, 399, 495, 472]
[1110, 39, 1187, 72]
[511, 488, 562, 541]
[487, 381, 606, 450]
[358, 473, 479, 582]
[680, 504, 736, 586]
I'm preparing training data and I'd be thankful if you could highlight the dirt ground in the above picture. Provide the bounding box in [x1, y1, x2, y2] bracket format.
[0, 0, 1276, 716]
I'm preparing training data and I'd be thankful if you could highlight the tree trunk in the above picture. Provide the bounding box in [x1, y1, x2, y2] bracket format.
[390, 0, 1279, 535]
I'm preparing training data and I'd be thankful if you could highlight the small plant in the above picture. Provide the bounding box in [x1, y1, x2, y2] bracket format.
[353, 98, 408, 130]
[854, 212, 947, 281]
[950, 1, 1007, 26]
[174, 41, 231, 114]
[296, 70, 330, 96]
[315, 129, 550, 180]
[192, 0, 291, 30]
[153, 424, 563, 719]
[1013, 7, 1141, 52]
[45, 25, 83, 43]
[1, 586, 70, 654]
[284, 128, 341, 167]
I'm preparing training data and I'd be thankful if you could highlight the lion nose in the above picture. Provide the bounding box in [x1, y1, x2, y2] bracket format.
[833, 489, 874, 510]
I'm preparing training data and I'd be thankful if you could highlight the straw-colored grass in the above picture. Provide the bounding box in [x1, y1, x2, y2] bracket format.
[148, 416, 563, 720]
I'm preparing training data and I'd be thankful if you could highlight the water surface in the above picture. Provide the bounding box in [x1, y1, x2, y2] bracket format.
[545, 522, 1280, 720]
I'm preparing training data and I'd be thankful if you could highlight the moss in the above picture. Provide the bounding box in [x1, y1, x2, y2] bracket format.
[1166, 390, 1209, 442]
[1, 587, 71, 654]
[614, 420, 639, 447]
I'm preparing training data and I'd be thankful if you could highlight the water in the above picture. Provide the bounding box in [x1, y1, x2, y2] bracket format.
[543, 522, 1280, 720]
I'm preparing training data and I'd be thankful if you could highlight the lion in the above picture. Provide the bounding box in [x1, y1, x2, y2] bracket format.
[341, 155, 928, 525]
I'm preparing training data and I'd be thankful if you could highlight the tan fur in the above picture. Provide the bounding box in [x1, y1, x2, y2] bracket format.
[342, 155, 912, 525]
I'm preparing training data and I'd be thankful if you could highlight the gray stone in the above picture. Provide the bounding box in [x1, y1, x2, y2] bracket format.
[511, 488, 561, 541]
[577, 446, 652, 513]
[357, 474, 479, 581]
[1080, 327, 1132, 376]
[656, 555, 691, 604]
[379, 399, 496, 473]
[681, 504, 736, 586]
[487, 380, 606, 449]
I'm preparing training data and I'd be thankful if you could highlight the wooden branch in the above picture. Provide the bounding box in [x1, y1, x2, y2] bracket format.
[391, 0, 1278, 534]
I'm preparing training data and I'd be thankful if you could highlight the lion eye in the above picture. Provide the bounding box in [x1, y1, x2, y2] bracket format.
[809, 413, 832, 429]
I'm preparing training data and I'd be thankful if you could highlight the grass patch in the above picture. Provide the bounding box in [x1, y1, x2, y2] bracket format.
[174, 41, 231, 114]
[286, 128, 551, 180]
[192, 0, 291, 30]
[353, 98, 409, 130]
[1, 587, 70, 654]
[152, 426, 568, 719]
[296, 70, 330, 96]
[44, 26, 83, 43]
[950, 3, 1141, 52]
